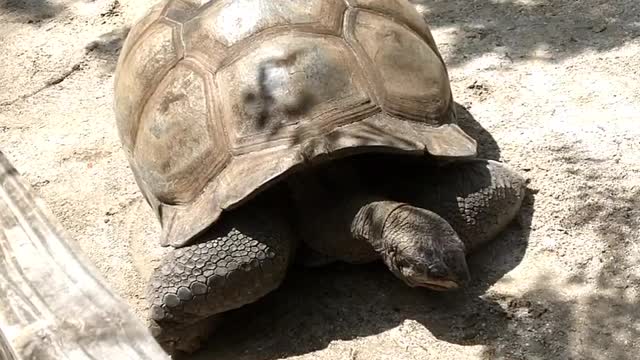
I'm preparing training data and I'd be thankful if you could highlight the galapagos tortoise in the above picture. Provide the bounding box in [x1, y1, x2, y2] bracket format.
[113, 0, 526, 353]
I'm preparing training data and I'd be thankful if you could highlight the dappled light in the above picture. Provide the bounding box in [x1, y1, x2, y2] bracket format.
[410, 0, 640, 66]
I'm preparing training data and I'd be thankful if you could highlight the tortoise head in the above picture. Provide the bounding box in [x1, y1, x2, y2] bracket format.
[378, 205, 471, 291]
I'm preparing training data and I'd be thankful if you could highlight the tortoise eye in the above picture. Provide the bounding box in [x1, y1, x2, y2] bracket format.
[387, 244, 399, 255]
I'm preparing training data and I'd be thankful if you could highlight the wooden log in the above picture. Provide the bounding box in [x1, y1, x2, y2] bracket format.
[0, 151, 170, 360]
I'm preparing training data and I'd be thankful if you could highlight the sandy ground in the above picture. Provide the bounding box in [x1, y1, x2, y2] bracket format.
[1, 0, 639, 359]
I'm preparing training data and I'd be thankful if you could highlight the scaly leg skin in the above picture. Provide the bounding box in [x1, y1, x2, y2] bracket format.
[146, 197, 295, 354]
[398, 159, 527, 253]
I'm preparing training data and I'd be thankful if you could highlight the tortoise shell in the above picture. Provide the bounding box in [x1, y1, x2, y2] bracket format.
[113, 0, 477, 248]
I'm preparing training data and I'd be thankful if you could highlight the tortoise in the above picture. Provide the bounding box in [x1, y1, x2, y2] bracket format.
[113, 0, 527, 353]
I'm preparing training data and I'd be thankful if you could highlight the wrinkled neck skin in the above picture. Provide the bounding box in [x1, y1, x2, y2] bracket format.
[350, 200, 406, 253]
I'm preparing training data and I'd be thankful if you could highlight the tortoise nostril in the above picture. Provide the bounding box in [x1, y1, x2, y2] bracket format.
[427, 262, 449, 278]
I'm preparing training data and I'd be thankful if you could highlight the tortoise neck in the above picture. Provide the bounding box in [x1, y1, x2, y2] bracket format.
[350, 200, 407, 252]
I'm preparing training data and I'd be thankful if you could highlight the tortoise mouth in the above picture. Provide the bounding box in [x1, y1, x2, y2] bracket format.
[402, 272, 461, 290]
[417, 279, 460, 291]
[421, 280, 460, 291]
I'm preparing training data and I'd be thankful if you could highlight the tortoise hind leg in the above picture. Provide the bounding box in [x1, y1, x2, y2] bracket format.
[146, 196, 296, 354]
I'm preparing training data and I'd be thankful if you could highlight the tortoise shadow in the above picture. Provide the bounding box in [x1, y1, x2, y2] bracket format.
[179, 111, 533, 359]
[454, 103, 501, 161]
[181, 190, 533, 360]
[86, 27, 131, 73]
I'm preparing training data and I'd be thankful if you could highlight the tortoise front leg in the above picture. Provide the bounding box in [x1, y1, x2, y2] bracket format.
[398, 159, 527, 253]
[146, 197, 296, 354]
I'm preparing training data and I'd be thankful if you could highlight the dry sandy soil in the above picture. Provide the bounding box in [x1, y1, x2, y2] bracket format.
[1, 0, 639, 359]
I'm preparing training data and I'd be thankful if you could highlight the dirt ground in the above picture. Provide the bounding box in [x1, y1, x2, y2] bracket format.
[1, 0, 639, 359]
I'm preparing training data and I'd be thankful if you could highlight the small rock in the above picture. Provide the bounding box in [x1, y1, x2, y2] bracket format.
[33, 179, 50, 188]
[531, 306, 548, 318]
[467, 80, 481, 89]
[614, 282, 629, 289]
